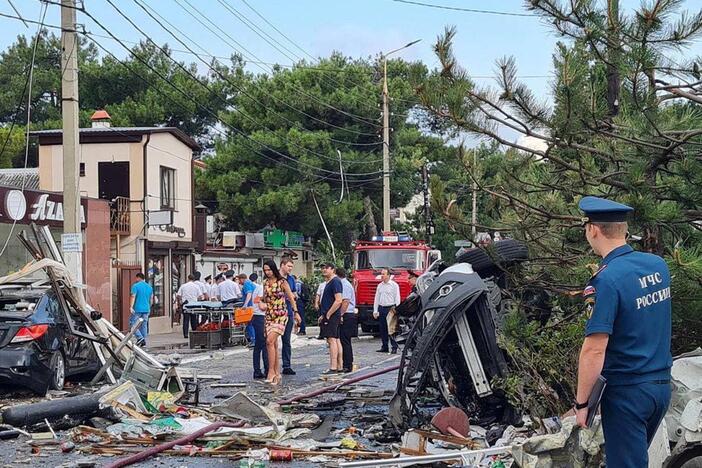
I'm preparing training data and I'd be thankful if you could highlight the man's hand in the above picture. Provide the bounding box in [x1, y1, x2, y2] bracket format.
[294, 313, 301, 326]
[318, 315, 324, 325]
[373, 311, 379, 319]
[129, 307, 135, 314]
[575, 407, 589, 428]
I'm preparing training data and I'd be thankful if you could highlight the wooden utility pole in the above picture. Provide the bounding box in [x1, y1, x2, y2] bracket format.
[61, 0, 83, 283]
[382, 57, 391, 232]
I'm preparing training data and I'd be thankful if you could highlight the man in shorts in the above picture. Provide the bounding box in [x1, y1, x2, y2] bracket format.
[318, 262, 343, 374]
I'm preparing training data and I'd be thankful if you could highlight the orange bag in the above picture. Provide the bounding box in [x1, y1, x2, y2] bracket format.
[234, 307, 253, 325]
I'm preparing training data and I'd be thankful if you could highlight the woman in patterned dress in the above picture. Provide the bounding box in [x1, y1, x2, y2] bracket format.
[261, 260, 297, 385]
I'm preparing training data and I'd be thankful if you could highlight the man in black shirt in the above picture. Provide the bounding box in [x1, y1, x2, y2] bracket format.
[318, 262, 343, 374]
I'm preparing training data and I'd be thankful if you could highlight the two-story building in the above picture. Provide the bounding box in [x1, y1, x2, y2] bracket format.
[31, 111, 201, 334]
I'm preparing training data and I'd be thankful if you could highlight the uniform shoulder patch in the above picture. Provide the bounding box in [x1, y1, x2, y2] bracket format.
[590, 263, 608, 279]
[583, 285, 596, 297]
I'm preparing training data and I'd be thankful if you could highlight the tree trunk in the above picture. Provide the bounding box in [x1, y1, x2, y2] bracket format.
[363, 196, 378, 239]
[606, 0, 621, 117]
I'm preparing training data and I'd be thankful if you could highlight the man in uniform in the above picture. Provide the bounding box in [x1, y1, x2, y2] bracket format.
[575, 196, 672, 467]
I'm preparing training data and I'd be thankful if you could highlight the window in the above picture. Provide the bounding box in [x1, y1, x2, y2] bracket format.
[354, 249, 424, 270]
[79, 163, 85, 177]
[160, 166, 175, 209]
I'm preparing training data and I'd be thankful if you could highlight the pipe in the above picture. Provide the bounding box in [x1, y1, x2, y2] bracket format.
[339, 445, 511, 467]
[104, 420, 243, 468]
[277, 364, 401, 405]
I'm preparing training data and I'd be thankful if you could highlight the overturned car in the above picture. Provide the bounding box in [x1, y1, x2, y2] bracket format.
[389, 239, 529, 429]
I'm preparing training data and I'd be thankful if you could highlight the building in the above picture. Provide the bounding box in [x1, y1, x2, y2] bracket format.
[197, 227, 316, 281]
[31, 110, 201, 334]
[0, 174, 112, 319]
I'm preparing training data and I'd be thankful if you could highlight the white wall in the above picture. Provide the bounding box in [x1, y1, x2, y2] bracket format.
[144, 133, 193, 242]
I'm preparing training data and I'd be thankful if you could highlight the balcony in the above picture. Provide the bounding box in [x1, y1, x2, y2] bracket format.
[110, 196, 130, 236]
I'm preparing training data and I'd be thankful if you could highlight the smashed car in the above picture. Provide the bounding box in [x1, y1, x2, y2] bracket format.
[389, 239, 529, 430]
[0, 282, 99, 394]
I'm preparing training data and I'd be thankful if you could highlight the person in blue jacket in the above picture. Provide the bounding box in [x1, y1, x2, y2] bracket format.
[575, 196, 672, 468]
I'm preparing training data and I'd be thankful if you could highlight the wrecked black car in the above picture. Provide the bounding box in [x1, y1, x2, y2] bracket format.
[0, 283, 99, 394]
[390, 239, 529, 430]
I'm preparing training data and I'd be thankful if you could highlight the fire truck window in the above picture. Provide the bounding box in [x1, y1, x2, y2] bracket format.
[356, 250, 422, 270]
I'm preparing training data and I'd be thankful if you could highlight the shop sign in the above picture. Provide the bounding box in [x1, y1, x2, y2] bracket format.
[149, 223, 187, 238]
[0, 187, 87, 227]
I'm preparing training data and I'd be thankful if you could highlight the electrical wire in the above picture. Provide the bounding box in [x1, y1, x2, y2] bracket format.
[81, 30, 384, 183]
[0, 0, 47, 258]
[389, 0, 533, 17]
[213, 0, 381, 127]
[102, 0, 385, 169]
[155, 0, 378, 137]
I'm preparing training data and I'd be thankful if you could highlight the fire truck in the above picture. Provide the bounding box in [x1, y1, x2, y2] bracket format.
[352, 233, 441, 333]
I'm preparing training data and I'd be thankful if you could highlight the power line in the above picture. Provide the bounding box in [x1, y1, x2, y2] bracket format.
[161, 0, 377, 136]
[113, 0, 385, 168]
[0, 0, 47, 257]
[130, 0, 382, 151]
[390, 0, 533, 17]
[80, 23, 383, 181]
[218, 0, 383, 119]
[0, 4, 385, 179]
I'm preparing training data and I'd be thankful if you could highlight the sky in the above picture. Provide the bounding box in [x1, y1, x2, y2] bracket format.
[1, 0, 701, 147]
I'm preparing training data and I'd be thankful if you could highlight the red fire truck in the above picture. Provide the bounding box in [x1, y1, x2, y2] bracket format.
[352, 233, 441, 333]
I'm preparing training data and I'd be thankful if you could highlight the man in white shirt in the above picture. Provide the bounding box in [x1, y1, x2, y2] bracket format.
[194, 271, 209, 301]
[218, 270, 242, 305]
[177, 274, 202, 338]
[336, 268, 357, 373]
[373, 268, 401, 354]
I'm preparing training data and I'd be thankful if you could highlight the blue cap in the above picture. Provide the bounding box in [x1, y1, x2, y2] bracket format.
[578, 196, 633, 223]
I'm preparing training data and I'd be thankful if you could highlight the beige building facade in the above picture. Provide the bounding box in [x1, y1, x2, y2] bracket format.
[32, 112, 201, 334]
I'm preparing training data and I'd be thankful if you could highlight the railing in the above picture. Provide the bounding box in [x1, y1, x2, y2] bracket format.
[110, 196, 130, 236]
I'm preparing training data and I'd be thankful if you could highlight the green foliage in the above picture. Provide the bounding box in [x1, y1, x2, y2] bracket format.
[420, 1, 702, 414]
[198, 54, 453, 247]
[0, 30, 235, 163]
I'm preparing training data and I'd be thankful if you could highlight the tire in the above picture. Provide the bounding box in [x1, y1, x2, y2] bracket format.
[665, 443, 702, 468]
[49, 351, 65, 391]
[455, 239, 528, 275]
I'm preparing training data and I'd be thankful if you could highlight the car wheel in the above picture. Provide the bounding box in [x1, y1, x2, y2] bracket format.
[49, 351, 65, 391]
[665, 443, 702, 468]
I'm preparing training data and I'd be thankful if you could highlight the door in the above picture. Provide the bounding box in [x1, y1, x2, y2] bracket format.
[118, 263, 142, 332]
[98, 162, 130, 201]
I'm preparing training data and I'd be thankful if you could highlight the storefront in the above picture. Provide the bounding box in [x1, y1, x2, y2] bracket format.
[146, 241, 196, 332]
[0, 186, 111, 319]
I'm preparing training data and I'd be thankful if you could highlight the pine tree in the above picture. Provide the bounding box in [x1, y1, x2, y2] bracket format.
[419, 1, 702, 415]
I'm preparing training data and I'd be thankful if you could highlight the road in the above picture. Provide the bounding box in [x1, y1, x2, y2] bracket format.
[0, 332, 400, 467]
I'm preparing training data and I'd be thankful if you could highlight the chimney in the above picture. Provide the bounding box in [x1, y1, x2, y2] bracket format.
[91, 109, 111, 128]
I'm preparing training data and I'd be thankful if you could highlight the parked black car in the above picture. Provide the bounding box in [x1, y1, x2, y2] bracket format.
[0, 285, 99, 394]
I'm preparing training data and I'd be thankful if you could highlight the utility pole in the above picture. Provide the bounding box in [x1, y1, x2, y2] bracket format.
[471, 149, 477, 239]
[61, 0, 83, 284]
[382, 58, 391, 232]
[380, 39, 421, 233]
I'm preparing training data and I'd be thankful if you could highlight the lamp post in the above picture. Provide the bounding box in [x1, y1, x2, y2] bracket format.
[381, 39, 421, 232]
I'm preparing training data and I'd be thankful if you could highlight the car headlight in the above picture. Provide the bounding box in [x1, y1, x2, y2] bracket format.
[416, 271, 436, 295]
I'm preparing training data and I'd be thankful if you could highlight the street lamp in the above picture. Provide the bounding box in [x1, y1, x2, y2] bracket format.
[381, 39, 421, 233]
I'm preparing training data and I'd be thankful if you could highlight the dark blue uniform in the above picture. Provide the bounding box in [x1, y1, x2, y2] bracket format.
[580, 197, 672, 467]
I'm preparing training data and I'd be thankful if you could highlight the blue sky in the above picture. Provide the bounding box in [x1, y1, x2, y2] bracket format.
[1, 0, 701, 132]
[0, 0, 566, 98]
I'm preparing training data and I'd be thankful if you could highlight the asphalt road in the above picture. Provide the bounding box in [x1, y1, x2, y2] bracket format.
[0, 332, 400, 467]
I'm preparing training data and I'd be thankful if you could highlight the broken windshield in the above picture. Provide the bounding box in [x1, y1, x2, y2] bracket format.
[355, 250, 423, 270]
